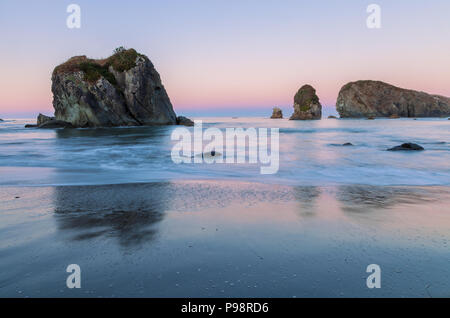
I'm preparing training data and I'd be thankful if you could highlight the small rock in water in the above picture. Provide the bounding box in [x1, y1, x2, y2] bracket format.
[387, 143, 424, 151]
[342, 143, 353, 146]
[176, 116, 194, 126]
[24, 124, 38, 128]
[38, 120, 74, 129]
[270, 107, 283, 119]
[37, 113, 55, 126]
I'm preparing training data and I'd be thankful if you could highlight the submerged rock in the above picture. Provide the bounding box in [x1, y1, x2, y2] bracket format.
[176, 116, 194, 126]
[290, 85, 322, 120]
[387, 143, 424, 151]
[37, 113, 55, 126]
[271, 107, 283, 119]
[51, 48, 177, 127]
[336, 80, 450, 118]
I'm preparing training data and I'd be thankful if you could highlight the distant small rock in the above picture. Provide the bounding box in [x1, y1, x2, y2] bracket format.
[0, 119, 3, 122]
[37, 113, 55, 126]
[387, 143, 424, 151]
[328, 115, 337, 119]
[271, 107, 283, 119]
[38, 120, 74, 129]
[176, 116, 194, 127]
[367, 116, 375, 120]
[390, 114, 400, 119]
[342, 143, 353, 146]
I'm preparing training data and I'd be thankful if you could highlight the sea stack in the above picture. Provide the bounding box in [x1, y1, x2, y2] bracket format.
[50, 48, 179, 127]
[270, 107, 283, 119]
[336, 80, 450, 118]
[289, 85, 322, 120]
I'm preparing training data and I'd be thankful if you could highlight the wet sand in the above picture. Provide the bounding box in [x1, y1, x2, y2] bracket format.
[1, 180, 450, 297]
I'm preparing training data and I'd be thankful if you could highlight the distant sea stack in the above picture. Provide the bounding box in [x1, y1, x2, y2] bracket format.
[289, 85, 322, 120]
[50, 47, 179, 127]
[270, 107, 283, 119]
[336, 80, 450, 118]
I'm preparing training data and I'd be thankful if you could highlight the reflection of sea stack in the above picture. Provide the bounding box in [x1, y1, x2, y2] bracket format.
[270, 107, 283, 119]
[289, 85, 322, 120]
[336, 80, 450, 118]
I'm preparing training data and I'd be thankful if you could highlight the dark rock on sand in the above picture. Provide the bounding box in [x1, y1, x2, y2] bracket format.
[336, 80, 450, 118]
[51, 47, 177, 128]
[290, 85, 322, 120]
[271, 107, 283, 119]
[387, 143, 424, 151]
[176, 116, 194, 126]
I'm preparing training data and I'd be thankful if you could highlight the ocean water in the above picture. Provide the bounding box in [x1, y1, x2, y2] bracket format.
[1, 117, 450, 297]
[0, 117, 449, 187]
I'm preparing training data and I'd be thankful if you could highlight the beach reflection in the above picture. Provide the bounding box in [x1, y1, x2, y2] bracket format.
[335, 185, 436, 213]
[53, 183, 170, 247]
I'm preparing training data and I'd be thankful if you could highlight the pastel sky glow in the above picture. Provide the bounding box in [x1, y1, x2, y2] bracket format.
[0, 0, 449, 117]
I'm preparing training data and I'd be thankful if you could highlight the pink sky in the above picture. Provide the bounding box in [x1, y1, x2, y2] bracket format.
[1, 0, 449, 117]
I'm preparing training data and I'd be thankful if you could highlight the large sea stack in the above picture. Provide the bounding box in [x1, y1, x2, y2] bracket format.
[51, 48, 178, 127]
[289, 85, 322, 120]
[336, 80, 450, 118]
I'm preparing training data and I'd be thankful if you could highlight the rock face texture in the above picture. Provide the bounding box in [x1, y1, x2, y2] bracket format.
[271, 107, 283, 119]
[336, 81, 450, 118]
[51, 48, 178, 127]
[289, 85, 322, 120]
[37, 113, 54, 126]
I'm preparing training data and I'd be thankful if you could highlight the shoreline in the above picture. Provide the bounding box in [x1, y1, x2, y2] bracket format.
[1, 180, 450, 297]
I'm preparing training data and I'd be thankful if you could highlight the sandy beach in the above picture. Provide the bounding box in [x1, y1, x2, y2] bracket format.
[1, 180, 449, 297]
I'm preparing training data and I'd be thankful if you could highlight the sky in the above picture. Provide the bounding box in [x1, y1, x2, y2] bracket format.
[0, 0, 449, 117]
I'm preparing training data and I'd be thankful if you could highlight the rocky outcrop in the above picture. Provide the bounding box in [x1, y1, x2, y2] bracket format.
[337, 81, 450, 118]
[289, 85, 322, 120]
[387, 143, 424, 151]
[176, 116, 194, 126]
[39, 120, 74, 129]
[51, 48, 178, 127]
[37, 113, 54, 126]
[271, 107, 283, 119]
